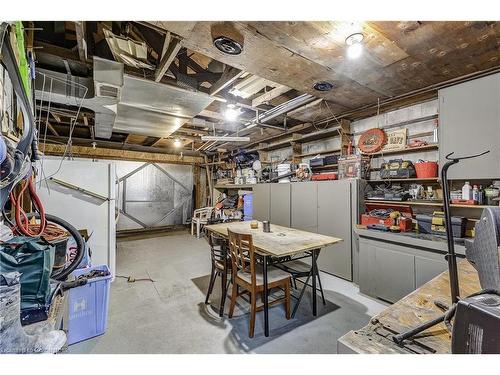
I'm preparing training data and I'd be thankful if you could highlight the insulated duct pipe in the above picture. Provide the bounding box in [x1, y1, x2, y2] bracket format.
[203, 93, 316, 151]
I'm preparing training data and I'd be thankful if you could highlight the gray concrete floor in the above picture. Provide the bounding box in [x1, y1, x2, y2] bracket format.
[67, 232, 387, 354]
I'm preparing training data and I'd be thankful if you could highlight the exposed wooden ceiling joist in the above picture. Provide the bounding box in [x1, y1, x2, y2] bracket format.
[155, 31, 182, 82]
[209, 66, 244, 95]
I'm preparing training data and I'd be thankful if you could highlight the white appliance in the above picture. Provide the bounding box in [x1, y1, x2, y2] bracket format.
[36, 158, 116, 277]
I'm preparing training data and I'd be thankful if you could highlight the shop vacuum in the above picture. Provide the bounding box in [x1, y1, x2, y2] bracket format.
[392, 151, 500, 354]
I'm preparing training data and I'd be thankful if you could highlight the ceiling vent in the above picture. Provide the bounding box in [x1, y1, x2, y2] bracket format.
[313, 81, 334, 92]
[93, 57, 124, 101]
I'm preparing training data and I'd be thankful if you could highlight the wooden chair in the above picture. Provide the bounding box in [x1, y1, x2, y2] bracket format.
[204, 232, 231, 317]
[227, 229, 291, 338]
[191, 207, 213, 238]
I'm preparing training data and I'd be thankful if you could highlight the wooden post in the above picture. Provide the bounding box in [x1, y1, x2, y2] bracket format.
[291, 133, 302, 165]
[340, 119, 352, 155]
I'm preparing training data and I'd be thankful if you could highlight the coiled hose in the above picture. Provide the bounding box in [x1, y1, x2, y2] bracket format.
[25, 213, 85, 281]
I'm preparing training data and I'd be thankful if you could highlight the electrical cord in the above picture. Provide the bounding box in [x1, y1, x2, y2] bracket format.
[9, 174, 47, 237]
[115, 275, 155, 283]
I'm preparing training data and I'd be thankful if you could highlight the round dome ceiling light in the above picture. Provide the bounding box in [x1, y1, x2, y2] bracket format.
[213, 36, 243, 55]
[345, 32, 364, 59]
[313, 81, 334, 92]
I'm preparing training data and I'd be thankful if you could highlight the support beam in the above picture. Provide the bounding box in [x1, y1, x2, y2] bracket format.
[45, 122, 59, 136]
[155, 32, 182, 83]
[209, 66, 244, 96]
[41, 143, 203, 165]
[252, 84, 290, 107]
[74, 21, 87, 62]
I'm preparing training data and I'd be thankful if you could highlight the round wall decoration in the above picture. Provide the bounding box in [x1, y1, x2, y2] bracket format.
[358, 128, 387, 154]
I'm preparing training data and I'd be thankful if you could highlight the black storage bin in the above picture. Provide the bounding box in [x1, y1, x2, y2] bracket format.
[324, 155, 339, 165]
[309, 158, 324, 167]
[416, 213, 467, 238]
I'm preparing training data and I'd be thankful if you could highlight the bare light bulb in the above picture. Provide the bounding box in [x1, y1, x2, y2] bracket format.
[173, 138, 182, 148]
[224, 105, 240, 121]
[347, 42, 363, 59]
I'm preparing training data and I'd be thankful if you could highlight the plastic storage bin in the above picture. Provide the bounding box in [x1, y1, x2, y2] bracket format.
[67, 265, 112, 345]
[243, 193, 253, 221]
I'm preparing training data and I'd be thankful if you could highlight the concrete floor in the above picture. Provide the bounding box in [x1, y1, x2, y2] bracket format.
[67, 232, 387, 354]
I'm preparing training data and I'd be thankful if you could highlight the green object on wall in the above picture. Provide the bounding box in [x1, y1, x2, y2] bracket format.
[14, 21, 31, 98]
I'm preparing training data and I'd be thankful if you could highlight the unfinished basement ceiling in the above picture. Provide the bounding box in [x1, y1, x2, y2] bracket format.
[149, 21, 500, 113]
[31, 21, 500, 153]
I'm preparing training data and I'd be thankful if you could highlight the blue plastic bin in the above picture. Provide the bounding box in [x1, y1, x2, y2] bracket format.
[243, 193, 253, 221]
[67, 265, 112, 345]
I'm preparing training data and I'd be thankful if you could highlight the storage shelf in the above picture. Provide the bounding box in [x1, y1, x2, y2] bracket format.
[298, 148, 341, 158]
[365, 199, 496, 209]
[214, 184, 255, 189]
[294, 127, 341, 144]
[368, 178, 440, 183]
[311, 164, 338, 171]
[361, 144, 439, 157]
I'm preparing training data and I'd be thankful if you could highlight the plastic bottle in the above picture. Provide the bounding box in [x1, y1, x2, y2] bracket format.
[472, 185, 479, 203]
[462, 181, 472, 200]
[478, 185, 484, 205]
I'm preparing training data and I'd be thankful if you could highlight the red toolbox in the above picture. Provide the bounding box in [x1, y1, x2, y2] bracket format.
[312, 172, 338, 181]
[361, 203, 414, 232]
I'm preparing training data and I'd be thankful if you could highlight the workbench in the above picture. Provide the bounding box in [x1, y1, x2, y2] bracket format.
[337, 260, 480, 354]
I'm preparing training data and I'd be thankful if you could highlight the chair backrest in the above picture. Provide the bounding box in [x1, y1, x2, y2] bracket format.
[194, 207, 213, 220]
[206, 232, 227, 265]
[227, 229, 256, 286]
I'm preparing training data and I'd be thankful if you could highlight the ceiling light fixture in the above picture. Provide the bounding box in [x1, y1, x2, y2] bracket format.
[213, 36, 243, 55]
[345, 32, 364, 59]
[224, 103, 241, 121]
[201, 136, 250, 142]
[173, 138, 182, 148]
[313, 81, 334, 92]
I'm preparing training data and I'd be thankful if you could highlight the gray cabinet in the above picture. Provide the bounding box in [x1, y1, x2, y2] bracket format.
[317, 181, 352, 280]
[252, 180, 358, 281]
[374, 247, 415, 303]
[358, 235, 456, 303]
[270, 183, 291, 227]
[439, 73, 500, 179]
[415, 256, 448, 288]
[291, 182, 317, 232]
[252, 184, 270, 221]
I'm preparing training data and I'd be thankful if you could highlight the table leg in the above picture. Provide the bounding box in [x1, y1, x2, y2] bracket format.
[262, 254, 269, 337]
[312, 249, 318, 316]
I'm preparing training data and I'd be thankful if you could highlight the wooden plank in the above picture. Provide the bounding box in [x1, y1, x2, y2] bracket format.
[251, 84, 290, 107]
[205, 220, 342, 257]
[74, 21, 87, 62]
[210, 66, 245, 96]
[155, 32, 182, 82]
[41, 143, 203, 164]
[338, 260, 480, 354]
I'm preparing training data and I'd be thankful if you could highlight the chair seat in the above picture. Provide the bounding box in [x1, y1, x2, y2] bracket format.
[278, 260, 311, 276]
[214, 259, 232, 271]
[237, 265, 290, 286]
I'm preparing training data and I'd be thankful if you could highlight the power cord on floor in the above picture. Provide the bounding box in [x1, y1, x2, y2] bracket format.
[116, 275, 155, 283]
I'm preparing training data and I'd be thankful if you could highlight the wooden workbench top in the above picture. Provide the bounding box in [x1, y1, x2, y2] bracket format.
[338, 260, 481, 354]
[205, 221, 343, 257]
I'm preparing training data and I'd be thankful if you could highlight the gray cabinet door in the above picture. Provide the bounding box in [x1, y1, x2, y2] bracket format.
[358, 239, 378, 297]
[415, 256, 448, 288]
[374, 246, 415, 303]
[317, 180, 352, 280]
[439, 73, 500, 179]
[270, 183, 291, 227]
[252, 184, 270, 221]
[291, 182, 317, 232]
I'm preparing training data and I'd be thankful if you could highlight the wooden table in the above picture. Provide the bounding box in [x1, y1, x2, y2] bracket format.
[338, 260, 481, 354]
[205, 221, 342, 337]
